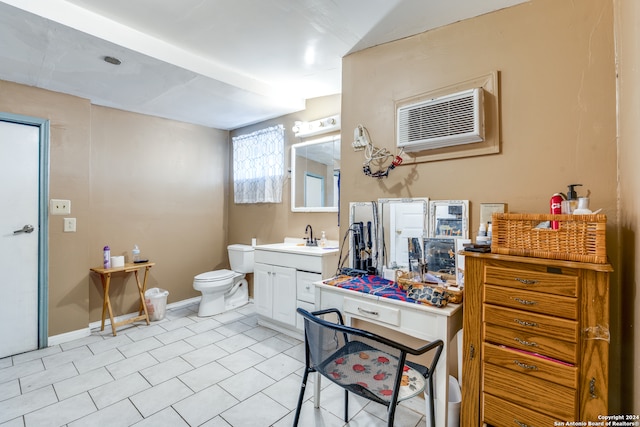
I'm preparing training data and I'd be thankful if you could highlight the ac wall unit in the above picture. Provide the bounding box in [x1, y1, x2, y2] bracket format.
[397, 88, 484, 152]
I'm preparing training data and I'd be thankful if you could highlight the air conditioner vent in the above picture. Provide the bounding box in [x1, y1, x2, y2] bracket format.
[397, 88, 484, 152]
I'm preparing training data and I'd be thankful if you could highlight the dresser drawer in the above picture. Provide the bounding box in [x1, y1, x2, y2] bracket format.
[484, 323, 577, 364]
[483, 363, 576, 420]
[483, 343, 577, 388]
[344, 297, 400, 327]
[485, 265, 577, 297]
[484, 284, 578, 319]
[484, 304, 579, 342]
[484, 392, 561, 427]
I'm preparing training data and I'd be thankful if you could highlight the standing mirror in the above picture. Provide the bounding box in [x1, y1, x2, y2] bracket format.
[429, 200, 469, 239]
[379, 198, 429, 269]
[291, 136, 340, 212]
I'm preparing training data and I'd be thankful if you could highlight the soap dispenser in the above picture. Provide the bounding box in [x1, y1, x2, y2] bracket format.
[320, 231, 327, 248]
[567, 184, 583, 212]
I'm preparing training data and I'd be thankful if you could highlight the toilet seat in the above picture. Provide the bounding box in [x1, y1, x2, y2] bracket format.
[194, 269, 239, 283]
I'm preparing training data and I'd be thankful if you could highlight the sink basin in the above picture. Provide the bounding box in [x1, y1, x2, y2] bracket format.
[255, 242, 338, 255]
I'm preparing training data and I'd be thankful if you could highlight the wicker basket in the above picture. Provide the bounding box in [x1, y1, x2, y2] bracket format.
[491, 213, 607, 264]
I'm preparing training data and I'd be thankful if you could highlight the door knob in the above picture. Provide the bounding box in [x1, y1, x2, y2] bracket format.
[14, 224, 35, 234]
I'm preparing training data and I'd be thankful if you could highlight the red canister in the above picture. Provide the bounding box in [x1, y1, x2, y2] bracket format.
[550, 193, 564, 229]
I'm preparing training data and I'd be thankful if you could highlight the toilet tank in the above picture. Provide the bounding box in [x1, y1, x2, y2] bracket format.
[227, 244, 254, 273]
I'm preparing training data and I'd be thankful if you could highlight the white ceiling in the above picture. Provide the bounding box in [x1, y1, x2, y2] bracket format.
[0, 0, 527, 130]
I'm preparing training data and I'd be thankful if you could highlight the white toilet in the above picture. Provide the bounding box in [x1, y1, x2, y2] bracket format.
[193, 244, 254, 317]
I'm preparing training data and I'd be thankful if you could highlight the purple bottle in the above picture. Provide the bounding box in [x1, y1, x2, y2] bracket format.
[103, 246, 111, 269]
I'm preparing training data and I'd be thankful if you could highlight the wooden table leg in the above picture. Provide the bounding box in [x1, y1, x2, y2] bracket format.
[100, 272, 117, 336]
[134, 268, 150, 324]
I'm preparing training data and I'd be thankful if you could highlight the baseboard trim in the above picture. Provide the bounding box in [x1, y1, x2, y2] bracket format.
[48, 296, 202, 347]
[48, 327, 91, 346]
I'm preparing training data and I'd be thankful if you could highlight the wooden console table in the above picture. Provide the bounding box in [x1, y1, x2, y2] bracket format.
[90, 261, 155, 336]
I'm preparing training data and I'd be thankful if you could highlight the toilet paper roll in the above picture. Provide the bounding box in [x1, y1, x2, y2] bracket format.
[111, 256, 125, 268]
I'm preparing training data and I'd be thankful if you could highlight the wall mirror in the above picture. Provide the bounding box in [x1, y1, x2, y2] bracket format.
[429, 200, 469, 239]
[379, 198, 429, 269]
[291, 136, 340, 212]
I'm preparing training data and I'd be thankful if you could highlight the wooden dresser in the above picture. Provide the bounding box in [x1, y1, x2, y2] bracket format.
[461, 252, 612, 426]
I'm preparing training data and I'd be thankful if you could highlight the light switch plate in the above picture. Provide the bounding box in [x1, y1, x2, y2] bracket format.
[50, 199, 71, 215]
[63, 218, 76, 232]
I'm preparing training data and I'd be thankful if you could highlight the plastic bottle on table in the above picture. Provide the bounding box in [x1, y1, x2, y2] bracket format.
[103, 246, 111, 269]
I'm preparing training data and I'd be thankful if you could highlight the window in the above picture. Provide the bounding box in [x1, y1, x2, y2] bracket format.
[232, 124, 285, 203]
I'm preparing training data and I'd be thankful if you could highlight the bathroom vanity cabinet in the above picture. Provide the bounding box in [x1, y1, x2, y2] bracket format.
[461, 252, 612, 426]
[253, 243, 339, 338]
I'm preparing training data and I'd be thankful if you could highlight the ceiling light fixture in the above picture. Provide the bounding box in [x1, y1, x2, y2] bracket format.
[103, 56, 121, 65]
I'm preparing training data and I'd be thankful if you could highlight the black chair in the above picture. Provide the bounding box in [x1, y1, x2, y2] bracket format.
[293, 308, 444, 426]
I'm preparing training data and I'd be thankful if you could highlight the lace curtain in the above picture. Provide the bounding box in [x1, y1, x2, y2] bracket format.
[232, 124, 285, 203]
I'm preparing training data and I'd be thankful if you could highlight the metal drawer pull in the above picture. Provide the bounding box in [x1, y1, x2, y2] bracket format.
[357, 307, 379, 316]
[514, 360, 538, 370]
[514, 318, 538, 327]
[589, 377, 597, 398]
[514, 419, 532, 427]
[514, 337, 538, 347]
[514, 278, 538, 285]
[513, 297, 537, 306]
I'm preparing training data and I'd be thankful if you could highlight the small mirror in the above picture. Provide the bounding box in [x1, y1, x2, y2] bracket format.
[291, 136, 340, 212]
[429, 200, 469, 239]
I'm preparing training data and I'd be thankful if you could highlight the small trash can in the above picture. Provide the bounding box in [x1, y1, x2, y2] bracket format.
[425, 375, 461, 427]
[144, 288, 169, 321]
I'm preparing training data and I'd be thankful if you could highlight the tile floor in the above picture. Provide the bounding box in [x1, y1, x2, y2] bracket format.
[0, 302, 429, 427]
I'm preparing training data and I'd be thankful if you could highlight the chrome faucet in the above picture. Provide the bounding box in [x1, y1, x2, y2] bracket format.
[305, 224, 317, 246]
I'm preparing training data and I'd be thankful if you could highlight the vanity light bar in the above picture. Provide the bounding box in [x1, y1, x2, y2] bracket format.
[293, 114, 341, 138]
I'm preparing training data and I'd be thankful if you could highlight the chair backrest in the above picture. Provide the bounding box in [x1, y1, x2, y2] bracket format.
[299, 308, 427, 406]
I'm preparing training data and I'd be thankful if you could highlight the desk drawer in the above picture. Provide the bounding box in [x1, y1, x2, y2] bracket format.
[483, 343, 577, 388]
[483, 363, 576, 420]
[484, 304, 578, 343]
[484, 323, 577, 364]
[344, 297, 400, 327]
[484, 284, 578, 319]
[484, 392, 561, 427]
[485, 265, 577, 297]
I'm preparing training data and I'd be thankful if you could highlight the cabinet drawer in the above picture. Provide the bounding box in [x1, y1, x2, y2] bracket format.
[297, 271, 320, 304]
[485, 265, 577, 297]
[484, 323, 577, 364]
[484, 284, 578, 319]
[483, 363, 576, 420]
[344, 297, 400, 327]
[484, 304, 578, 343]
[484, 392, 561, 427]
[483, 343, 577, 388]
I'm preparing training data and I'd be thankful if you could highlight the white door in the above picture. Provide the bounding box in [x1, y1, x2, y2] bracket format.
[0, 119, 41, 358]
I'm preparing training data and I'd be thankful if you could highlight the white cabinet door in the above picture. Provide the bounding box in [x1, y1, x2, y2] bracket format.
[254, 263, 273, 318]
[271, 265, 297, 326]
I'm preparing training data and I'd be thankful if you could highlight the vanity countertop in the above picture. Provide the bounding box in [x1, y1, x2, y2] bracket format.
[255, 238, 339, 257]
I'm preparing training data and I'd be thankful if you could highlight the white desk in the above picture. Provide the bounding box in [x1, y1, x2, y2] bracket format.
[314, 280, 463, 427]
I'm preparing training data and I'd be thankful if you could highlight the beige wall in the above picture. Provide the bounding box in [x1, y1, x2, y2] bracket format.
[615, 0, 640, 415]
[0, 81, 229, 335]
[339, 0, 626, 411]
